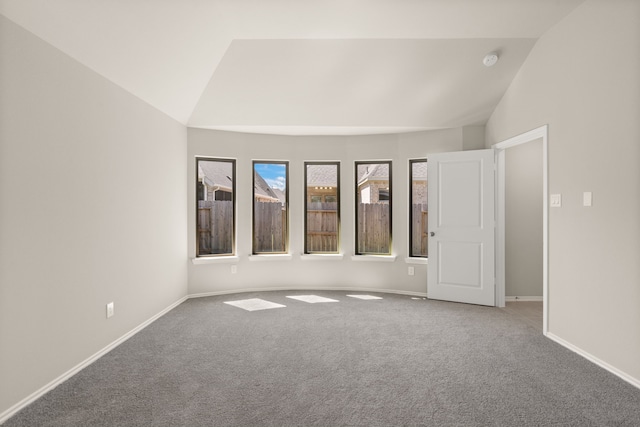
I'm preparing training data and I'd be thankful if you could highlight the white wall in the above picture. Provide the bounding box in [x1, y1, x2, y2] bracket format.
[0, 16, 188, 418]
[461, 125, 486, 151]
[505, 139, 543, 297]
[188, 128, 465, 296]
[486, 0, 640, 382]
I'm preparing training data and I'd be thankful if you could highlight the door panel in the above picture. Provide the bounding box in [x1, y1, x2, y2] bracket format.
[438, 241, 482, 287]
[438, 161, 482, 228]
[427, 149, 495, 306]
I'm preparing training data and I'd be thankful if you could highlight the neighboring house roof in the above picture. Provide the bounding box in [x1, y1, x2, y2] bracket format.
[306, 165, 338, 188]
[200, 161, 421, 193]
[357, 163, 389, 185]
[272, 188, 287, 205]
[199, 162, 283, 203]
[198, 161, 233, 191]
[306, 162, 425, 187]
[411, 161, 428, 180]
[254, 171, 280, 201]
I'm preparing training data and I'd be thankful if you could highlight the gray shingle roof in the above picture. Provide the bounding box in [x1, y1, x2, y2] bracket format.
[198, 160, 233, 190]
[306, 165, 338, 187]
[272, 188, 287, 205]
[411, 161, 428, 180]
[357, 163, 389, 184]
[253, 171, 279, 200]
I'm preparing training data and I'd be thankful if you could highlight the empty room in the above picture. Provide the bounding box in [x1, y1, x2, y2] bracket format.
[1, 0, 640, 425]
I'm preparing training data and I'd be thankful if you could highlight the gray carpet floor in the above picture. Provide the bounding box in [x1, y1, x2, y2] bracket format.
[5, 291, 640, 426]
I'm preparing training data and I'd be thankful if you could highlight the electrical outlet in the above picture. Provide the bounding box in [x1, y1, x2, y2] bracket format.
[231, 265, 237, 274]
[408, 266, 415, 276]
[106, 302, 114, 318]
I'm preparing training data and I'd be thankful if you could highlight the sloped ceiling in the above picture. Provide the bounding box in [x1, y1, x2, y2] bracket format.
[0, 0, 585, 135]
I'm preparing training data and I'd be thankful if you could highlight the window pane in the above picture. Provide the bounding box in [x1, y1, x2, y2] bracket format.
[305, 162, 340, 254]
[410, 159, 428, 257]
[355, 161, 392, 255]
[253, 161, 288, 254]
[196, 158, 235, 256]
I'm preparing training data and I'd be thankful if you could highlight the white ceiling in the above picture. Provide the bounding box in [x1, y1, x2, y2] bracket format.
[0, 0, 585, 135]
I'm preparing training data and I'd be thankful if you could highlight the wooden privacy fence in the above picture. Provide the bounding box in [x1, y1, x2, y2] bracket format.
[199, 200, 287, 254]
[357, 203, 390, 254]
[198, 200, 233, 255]
[199, 201, 425, 256]
[411, 203, 428, 256]
[306, 202, 338, 252]
[254, 202, 286, 253]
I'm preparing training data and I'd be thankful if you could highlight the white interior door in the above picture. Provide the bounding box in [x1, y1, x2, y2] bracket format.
[427, 149, 495, 306]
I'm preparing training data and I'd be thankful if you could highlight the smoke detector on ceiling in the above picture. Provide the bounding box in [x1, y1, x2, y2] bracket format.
[483, 52, 499, 67]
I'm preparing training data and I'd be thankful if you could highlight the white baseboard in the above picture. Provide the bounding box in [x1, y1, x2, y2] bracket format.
[2, 285, 430, 423]
[546, 332, 640, 391]
[188, 286, 428, 299]
[1, 286, 427, 423]
[0, 296, 188, 425]
[4, 287, 575, 425]
[505, 296, 543, 302]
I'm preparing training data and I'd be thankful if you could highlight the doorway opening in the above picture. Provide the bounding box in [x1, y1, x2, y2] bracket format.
[494, 125, 548, 335]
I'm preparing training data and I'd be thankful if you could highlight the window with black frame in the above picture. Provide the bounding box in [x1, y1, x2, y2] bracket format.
[196, 158, 235, 257]
[409, 159, 428, 257]
[355, 161, 392, 255]
[253, 161, 289, 254]
[304, 162, 340, 254]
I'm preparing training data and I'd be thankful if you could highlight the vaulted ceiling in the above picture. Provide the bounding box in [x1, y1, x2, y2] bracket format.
[0, 0, 585, 135]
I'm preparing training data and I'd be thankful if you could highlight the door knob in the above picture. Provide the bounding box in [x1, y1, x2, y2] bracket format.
[430, 232, 435, 237]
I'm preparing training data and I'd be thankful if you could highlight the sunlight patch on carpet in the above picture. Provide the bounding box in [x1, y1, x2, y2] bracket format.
[346, 294, 383, 300]
[224, 298, 286, 311]
[286, 295, 339, 304]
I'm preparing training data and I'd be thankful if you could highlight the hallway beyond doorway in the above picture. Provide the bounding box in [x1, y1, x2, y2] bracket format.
[501, 301, 543, 331]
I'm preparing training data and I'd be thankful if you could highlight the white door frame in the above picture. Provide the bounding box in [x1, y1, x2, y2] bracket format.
[492, 125, 549, 335]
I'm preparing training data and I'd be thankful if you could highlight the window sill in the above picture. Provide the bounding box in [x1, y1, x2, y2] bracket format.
[350, 255, 397, 263]
[191, 256, 239, 265]
[300, 254, 344, 261]
[248, 254, 293, 262]
[405, 257, 428, 265]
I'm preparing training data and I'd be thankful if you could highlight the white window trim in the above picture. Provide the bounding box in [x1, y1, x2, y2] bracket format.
[248, 254, 293, 262]
[192, 256, 239, 265]
[301, 253, 344, 261]
[351, 254, 397, 262]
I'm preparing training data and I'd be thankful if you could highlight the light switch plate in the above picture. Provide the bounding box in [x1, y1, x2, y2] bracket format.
[550, 194, 562, 207]
[583, 192, 592, 207]
[106, 302, 114, 318]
